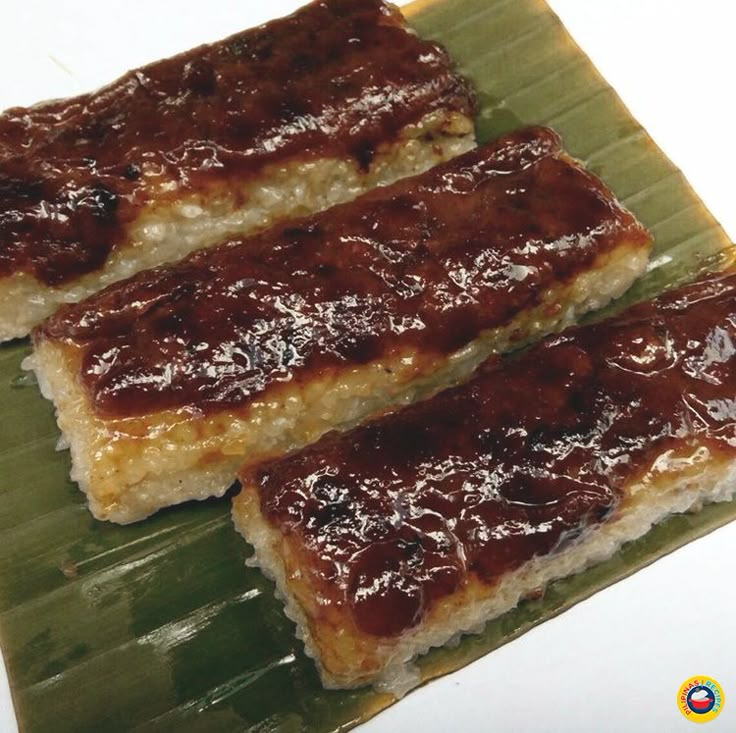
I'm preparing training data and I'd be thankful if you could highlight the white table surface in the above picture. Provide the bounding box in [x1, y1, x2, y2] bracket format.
[0, 2, 734, 731]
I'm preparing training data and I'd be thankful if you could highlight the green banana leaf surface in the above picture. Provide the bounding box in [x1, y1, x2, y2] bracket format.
[0, 0, 733, 730]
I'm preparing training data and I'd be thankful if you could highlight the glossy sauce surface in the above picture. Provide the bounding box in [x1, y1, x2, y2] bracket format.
[40, 127, 649, 417]
[252, 272, 736, 637]
[0, 0, 473, 285]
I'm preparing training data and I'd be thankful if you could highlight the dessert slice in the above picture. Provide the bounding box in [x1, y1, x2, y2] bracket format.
[29, 127, 651, 523]
[0, 0, 475, 340]
[234, 270, 736, 692]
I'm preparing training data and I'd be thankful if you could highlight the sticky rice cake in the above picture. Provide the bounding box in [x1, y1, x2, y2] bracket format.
[29, 127, 651, 523]
[0, 0, 475, 340]
[234, 270, 736, 692]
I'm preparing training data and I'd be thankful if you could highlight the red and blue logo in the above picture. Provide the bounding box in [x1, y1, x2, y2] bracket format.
[686, 686, 716, 715]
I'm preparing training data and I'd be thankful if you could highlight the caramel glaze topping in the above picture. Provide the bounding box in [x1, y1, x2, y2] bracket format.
[0, 0, 474, 286]
[251, 271, 736, 637]
[39, 127, 650, 418]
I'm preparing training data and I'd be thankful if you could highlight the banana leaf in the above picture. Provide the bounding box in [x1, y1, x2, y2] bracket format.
[0, 0, 733, 730]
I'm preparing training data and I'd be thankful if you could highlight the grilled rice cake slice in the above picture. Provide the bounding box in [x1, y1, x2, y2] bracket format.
[0, 0, 475, 341]
[30, 127, 651, 524]
[234, 270, 736, 692]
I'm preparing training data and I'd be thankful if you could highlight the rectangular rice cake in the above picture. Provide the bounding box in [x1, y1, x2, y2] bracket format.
[0, 0, 475, 340]
[234, 270, 736, 692]
[29, 127, 651, 523]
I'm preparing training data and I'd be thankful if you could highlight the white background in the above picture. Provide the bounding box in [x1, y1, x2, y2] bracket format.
[0, 1, 735, 731]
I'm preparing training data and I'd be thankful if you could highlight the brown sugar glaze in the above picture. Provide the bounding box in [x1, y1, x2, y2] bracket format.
[250, 271, 736, 637]
[39, 127, 650, 417]
[0, 0, 474, 285]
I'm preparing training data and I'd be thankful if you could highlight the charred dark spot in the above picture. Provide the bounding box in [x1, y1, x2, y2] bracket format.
[282, 224, 321, 241]
[340, 334, 380, 363]
[253, 43, 274, 61]
[312, 502, 351, 525]
[279, 98, 308, 122]
[477, 428, 498, 454]
[291, 52, 318, 74]
[182, 59, 217, 96]
[123, 163, 141, 181]
[224, 115, 255, 141]
[86, 186, 119, 220]
[526, 425, 547, 449]
[411, 243, 430, 262]
[316, 262, 336, 277]
[312, 475, 340, 502]
[0, 175, 44, 201]
[353, 141, 376, 172]
[169, 281, 198, 303]
[398, 537, 423, 559]
[509, 195, 529, 211]
[569, 388, 592, 414]
[79, 120, 109, 143]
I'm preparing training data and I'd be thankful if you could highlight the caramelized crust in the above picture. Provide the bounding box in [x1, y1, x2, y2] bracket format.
[0, 0, 474, 286]
[236, 271, 736, 686]
[31, 127, 650, 523]
[38, 127, 650, 417]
